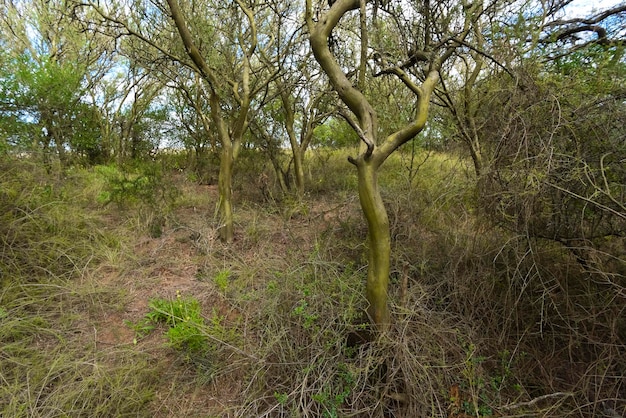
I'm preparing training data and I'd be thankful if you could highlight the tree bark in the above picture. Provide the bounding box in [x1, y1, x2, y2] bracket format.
[167, 0, 250, 243]
[282, 92, 306, 197]
[356, 158, 391, 328]
[218, 142, 235, 243]
[307, 0, 447, 331]
[293, 147, 305, 197]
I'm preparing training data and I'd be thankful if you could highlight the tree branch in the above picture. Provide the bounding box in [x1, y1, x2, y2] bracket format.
[339, 107, 374, 158]
[165, 0, 218, 88]
[545, 4, 626, 27]
[77, 1, 193, 75]
[307, 0, 378, 161]
[541, 4, 626, 47]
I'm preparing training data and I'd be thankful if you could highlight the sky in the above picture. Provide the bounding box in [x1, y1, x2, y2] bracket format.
[563, 0, 625, 19]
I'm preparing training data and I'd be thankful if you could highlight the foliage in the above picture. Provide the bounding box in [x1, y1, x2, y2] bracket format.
[96, 164, 161, 206]
[145, 293, 209, 353]
[132, 289, 239, 360]
[312, 118, 358, 149]
[476, 47, 625, 276]
[94, 162, 179, 237]
[1, 142, 624, 415]
[0, 53, 102, 159]
[0, 159, 118, 279]
[0, 0, 116, 165]
[0, 0, 624, 416]
[311, 363, 355, 418]
[213, 269, 231, 293]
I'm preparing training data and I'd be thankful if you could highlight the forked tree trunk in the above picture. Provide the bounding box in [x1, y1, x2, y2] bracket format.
[167, 0, 258, 244]
[307, 0, 452, 332]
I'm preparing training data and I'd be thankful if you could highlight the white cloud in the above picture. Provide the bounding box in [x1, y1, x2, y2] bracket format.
[563, 0, 623, 19]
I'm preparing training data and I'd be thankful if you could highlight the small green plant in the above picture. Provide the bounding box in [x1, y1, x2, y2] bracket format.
[490, 349, 513, 391]
[282, 195, 310, 220]
[459, 342, 494, 417]
[186, 171, 199, 183]
[128, 292, 240, 357]
[274, 392, 288, 405]
[95, 164, 167, 208]
[205, 307, 240, 346]
[124, 318, 155, 341]
[141, 291, 209, 353]
[213, 269, 231, 293]
[312, 363, 355, 418]
[165, 320, 207, 352]
[292, 297, 319, 330]
[266, 279, 278, 293]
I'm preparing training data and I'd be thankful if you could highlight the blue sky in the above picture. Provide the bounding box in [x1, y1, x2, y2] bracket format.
[564, 0, 624, 18]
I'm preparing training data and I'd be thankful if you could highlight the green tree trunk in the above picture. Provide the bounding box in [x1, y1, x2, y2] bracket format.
[292, 148, 305, 198]
[307, 0, 449, 332]
[356, 159, 391, 329]
[218, 143, 234, 243]
[282, 92, 306, 198]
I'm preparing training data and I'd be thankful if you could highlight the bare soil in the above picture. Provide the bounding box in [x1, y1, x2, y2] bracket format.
[88, 179, 360, 416]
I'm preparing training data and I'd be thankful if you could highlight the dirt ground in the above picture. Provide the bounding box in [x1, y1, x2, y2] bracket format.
[88, 179, 361, 416]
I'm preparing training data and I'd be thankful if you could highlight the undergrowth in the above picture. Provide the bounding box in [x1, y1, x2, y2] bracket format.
[1, 152, 623, 417]
[0, 158, 158, 417]
[94, 162, 179, 238]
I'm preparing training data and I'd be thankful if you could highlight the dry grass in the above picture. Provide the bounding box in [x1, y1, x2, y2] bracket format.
[1, 152, 623, 417]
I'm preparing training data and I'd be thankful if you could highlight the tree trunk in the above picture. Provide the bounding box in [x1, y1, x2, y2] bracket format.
[218, 143, 235, 243]
[468, 139, 483, 177]
[356, 159, 391, 329]
[293, 147, 305, 197]
[306, 0, 448, 332]
[267, 149, 288, 194]
[282, 91, 306, 198]
[53, 135, 68, 167]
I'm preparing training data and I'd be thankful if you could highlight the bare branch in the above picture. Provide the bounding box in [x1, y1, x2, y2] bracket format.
[76, 1, 192, 73]
[373, 64, 422, 95]
[545, 4, 626, 27]
[541, 4, 626, 47]
[501, 392, 574, 411]
[545, 181, 626, 221]
[339, 107, 374, 159]
[450, 37, 514, 78]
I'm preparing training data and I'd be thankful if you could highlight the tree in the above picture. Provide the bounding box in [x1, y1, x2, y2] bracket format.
[306, 0, 479, 330]
[541, 3, 626, 58]
[0, 0, 115, 166]
[81, 0, 283, 242]
[250, 64, 334, 197]
[167, 0, 283, 241]
[434, 0, 490, 177]
[279, 74, 334, 197]
[436, 1, 626, 178]
[167, 71, 219, 181]
[431, 1, 626, 274]
[83, 57, 166, 164]
[273, 25, 336, 197]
